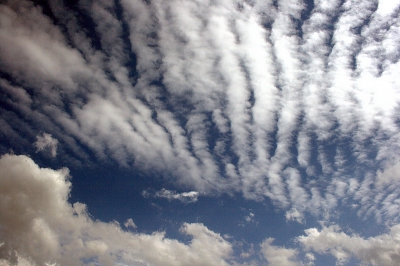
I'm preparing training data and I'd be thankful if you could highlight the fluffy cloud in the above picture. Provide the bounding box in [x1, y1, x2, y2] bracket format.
[0, 154, 233, 266]
[298, 224, 400, 266]
[261, 238, 299, 266]
[3, 153, 400, 266]
[376, 162, 400, 187]
[124, 218, 137, 229]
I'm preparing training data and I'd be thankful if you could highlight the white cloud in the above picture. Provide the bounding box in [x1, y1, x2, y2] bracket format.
[9, 154, 393, 266]
[240, 212, 256, 227]
[285, 208, 304, 224]
[143, 188, 200, 204]
[304, 252, 315, 266]
[124, 218, 137, 229]
[34, 133, 58, 157]
[0, 154, 234, 266]
[245, 212, 255, 223]
[376, 162, 400, 187]
[298, 224, 400, 266]
[1, 0, 400, 225]
[376, 0, 400, 15]
[261, 238, 299, 266]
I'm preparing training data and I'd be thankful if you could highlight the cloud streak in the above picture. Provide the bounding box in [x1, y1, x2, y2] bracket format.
[143, 188, 200, 203]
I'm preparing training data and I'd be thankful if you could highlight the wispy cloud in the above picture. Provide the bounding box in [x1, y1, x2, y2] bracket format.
[124, 218, 137, 229]
[34, 133, 58, 157]
[143, 188, 200, 204]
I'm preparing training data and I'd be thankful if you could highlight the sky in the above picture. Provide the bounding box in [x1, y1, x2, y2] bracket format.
[1, 0, 400, 265]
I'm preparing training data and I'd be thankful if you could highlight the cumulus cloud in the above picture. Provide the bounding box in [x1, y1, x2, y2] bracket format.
[143, 188, 200, 204]
[304, 253, 315, 266]
[0, 154, 233, 266]
[0, 0, 400, 225]
[9, 153, 393, 266]
[298, 224, 400, 266]
[261, 238, 299, 266]
[34, 133, 58, 157]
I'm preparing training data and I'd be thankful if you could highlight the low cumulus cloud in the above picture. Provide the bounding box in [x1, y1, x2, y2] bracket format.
[0, 154, 232, 266]
[260, 238, 298, 266]
[2, 154, 400, 265]
[260, 225, 400, 266]
[298, 224, 400, 266]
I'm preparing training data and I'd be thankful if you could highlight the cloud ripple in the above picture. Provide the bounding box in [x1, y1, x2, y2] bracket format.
[1, 0, 400, 224]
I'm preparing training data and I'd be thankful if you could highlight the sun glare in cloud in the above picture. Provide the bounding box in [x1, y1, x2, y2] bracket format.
[1, 0, 400, 265]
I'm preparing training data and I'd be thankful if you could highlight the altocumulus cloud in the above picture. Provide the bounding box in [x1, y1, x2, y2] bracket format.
[1, 0, 400, 264]
[1, 0, 400, 220]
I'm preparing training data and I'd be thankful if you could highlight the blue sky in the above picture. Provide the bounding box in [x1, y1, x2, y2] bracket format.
[1, 0, 400, 265]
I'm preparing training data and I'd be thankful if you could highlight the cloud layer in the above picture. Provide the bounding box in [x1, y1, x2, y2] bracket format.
[1, 0, 400, 260]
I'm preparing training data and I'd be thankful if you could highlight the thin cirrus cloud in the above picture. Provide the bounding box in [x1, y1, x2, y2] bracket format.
[1, 0, 400, 265]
